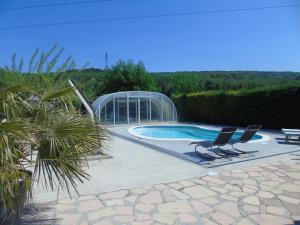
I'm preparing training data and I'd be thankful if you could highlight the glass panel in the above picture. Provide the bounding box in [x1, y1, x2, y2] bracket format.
[129, 98, 138, 123]
[103, 101, 113, 123]
[150, 102, 160, 122]
[140, 98, 149, 122]
[115, 97, 127, 124]
[100, 107, 105, 123]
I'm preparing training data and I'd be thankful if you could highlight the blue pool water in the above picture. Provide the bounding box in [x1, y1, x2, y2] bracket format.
[131, 125, 263, 141]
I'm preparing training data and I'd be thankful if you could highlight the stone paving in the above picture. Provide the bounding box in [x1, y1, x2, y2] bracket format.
[22, 157, 300, 225]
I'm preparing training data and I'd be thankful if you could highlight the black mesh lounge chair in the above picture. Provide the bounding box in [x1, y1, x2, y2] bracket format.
[190, 127, 238, 160]
[230, 125, 262, 154]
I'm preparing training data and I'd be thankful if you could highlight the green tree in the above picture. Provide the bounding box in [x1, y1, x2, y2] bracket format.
[101, 60, 157, 94]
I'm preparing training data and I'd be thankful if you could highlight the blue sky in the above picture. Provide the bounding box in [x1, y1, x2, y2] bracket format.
[0, 0, 299, 72]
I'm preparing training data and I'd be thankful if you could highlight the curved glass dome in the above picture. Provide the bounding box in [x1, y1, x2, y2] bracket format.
[92, 91, 177, 124]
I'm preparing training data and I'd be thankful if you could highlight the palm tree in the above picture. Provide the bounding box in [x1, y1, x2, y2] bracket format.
[0, 85, 109, 224]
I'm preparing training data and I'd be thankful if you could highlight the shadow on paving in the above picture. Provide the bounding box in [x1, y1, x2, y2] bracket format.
[21, 202, 58, 225]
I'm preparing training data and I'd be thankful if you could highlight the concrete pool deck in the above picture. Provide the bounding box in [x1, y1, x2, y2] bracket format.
[109, 123, 300, 167]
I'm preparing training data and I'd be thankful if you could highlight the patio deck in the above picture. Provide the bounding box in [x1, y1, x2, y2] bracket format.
[21, 124, 300, 225]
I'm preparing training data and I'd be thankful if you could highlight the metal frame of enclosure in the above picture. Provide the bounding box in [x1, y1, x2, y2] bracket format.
[92, 91, 177, 124]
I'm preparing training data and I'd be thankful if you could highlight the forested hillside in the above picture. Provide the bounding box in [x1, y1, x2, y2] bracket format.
[1, 66, 300, 102]
[63, 68, 300, 99]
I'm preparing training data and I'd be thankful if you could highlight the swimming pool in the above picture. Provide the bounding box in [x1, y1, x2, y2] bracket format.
[129, 125, 266, 142]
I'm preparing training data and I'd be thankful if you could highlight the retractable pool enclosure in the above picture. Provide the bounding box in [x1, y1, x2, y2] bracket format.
[92, 91, 177, 124]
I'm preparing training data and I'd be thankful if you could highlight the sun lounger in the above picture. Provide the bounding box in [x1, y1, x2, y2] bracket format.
[282, 129, 300, 142]
[230, 125, 262, 154]
[190, 127, 237, 160]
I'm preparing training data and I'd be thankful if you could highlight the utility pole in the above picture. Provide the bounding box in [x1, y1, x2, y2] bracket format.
[105, 52, 109, 69]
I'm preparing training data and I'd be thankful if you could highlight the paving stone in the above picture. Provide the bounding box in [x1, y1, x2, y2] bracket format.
[113, 215, 134, 223]
[263, 198, 284, 207]
[153, 213, 177, 224]
[221, 171, 231, 177]
[202, 218, 218, 225]
[93, 219, 113, 225]
[278, 194, 300, 205]
[154, 184, 168, 190]
[248, 172, 262, 177]
[132, 221, 152, 225]
[211, 186, 228, 194]
[242, 187, 256, 194]
[243, 178, 257, 185]
[260, 185, 273, 191]
[178, 180, 195, 187]
[162, 189, 179, 202]
[98, 190, 128, 200]
[55, 203, 75, 212]
[224, 184, 241, 191]
[202, 176, 226, 185]
[282, 202, 300, 215]
[79, 195, 98, 201]
[139, 191, 163, 204]
[77, 199, 103, 212]
[87, 207, 117, 221]
[232, 169, 244, 173]
[79, 222, 89, 225]
[56, 213, 80, 225]
[191, 200, 214, 214]
[237, 218, 255, 225]
[201, 197, 219, 205]
[250, 214, 292, 225]
[219, 194, 238, 202]
[157, 200, 193, 213]
[232, 172, 249, 178]
[285, 172, 300, 179]
[242, 196, 260, 206]
[257, 191, 274, 199]
[105, 199, 124, 206]
[215, 201, 241, 217]
[263, 181, 281, 187]
[125, 195, 138, 203]
[132, 188, 148, 194]
[267, 206, 286, 216]
[246, 166, 265, 172]
[243, 184, 260, 190]
[171, 189, 190, 200]
[178, 213, 197, 224]
[58, 198, 78, 205]
[190, 178, 207, 185]
[271, 177, 286, 183]
[242, 204, 260, 214]
[210, 211, 235, 225]
[230, 191, 248, 197]
[270, 188, 283, 195]
[135, 203, 156, 213]
[183, 185, 217, 199]
[136, 213, 151, 221]
[278, 183, 300, 192]
[115, 205, 133, 215]
[167, 182, 183, 190]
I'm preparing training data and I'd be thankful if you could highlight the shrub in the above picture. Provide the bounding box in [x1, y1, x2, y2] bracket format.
[172, 86, 300, 129]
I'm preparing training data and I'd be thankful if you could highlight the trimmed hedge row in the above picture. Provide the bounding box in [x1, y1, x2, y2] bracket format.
[172, 87, 300, 129]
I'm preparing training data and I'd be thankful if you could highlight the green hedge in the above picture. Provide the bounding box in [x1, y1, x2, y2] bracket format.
[172, 87, 300, 129]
